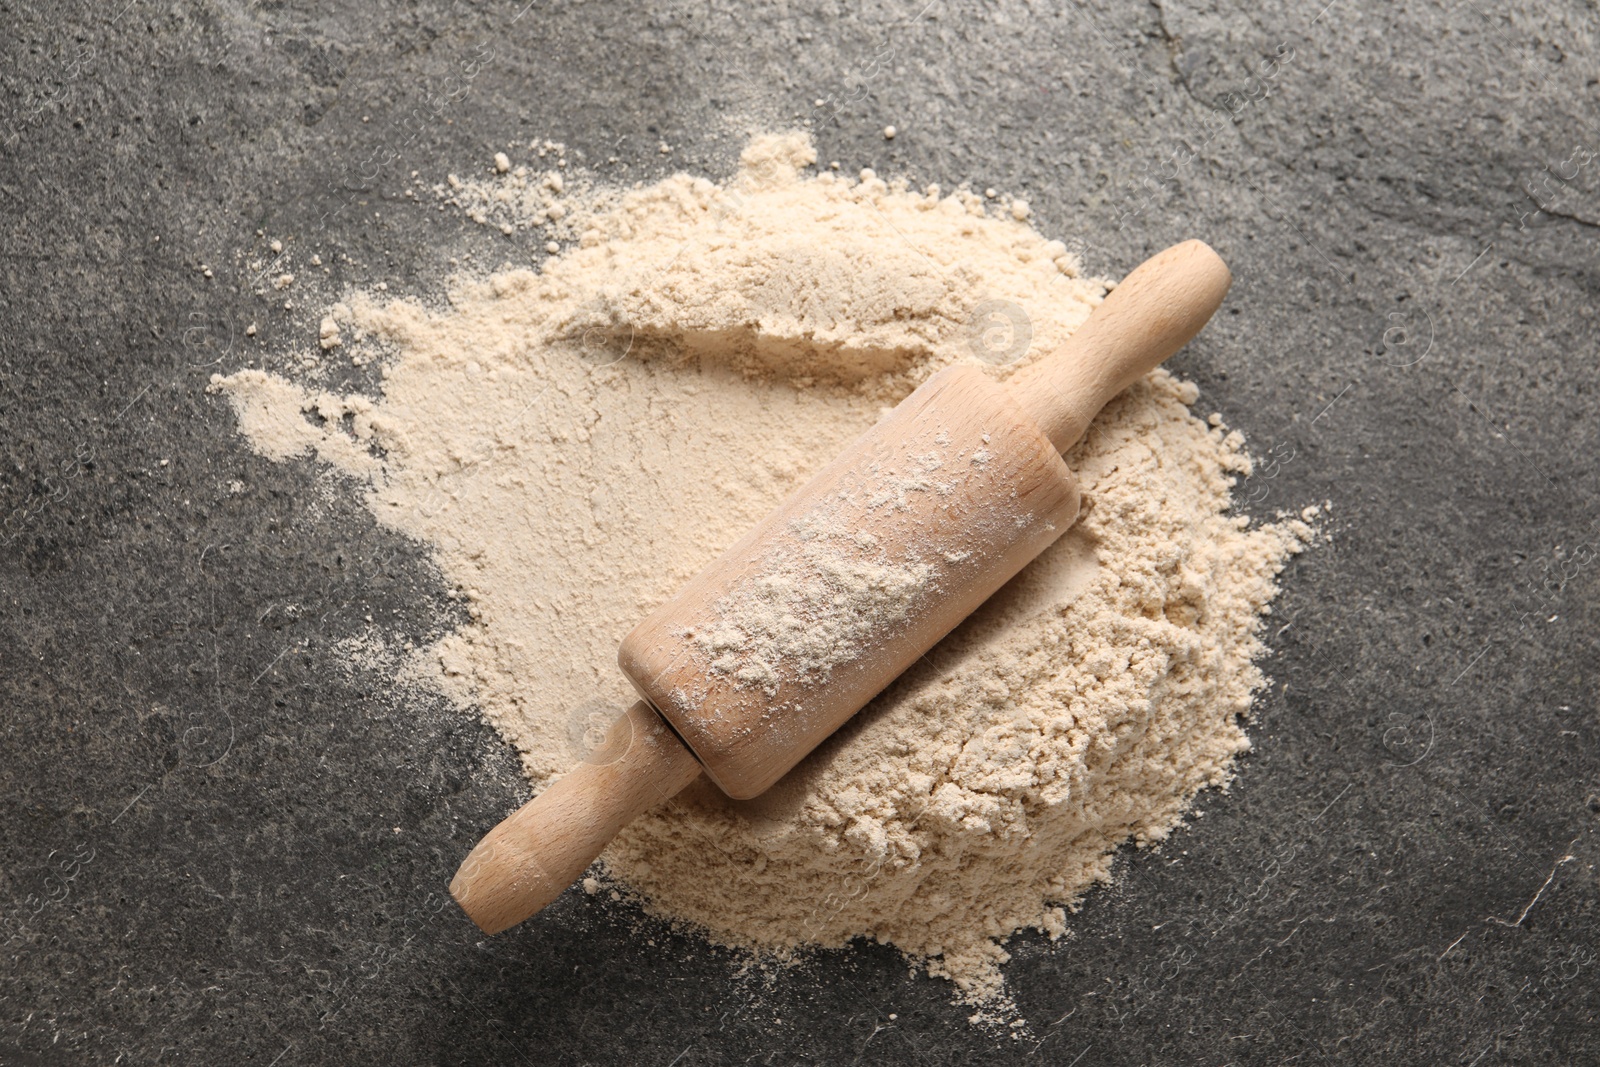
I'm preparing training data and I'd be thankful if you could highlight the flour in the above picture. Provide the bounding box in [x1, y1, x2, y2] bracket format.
[694, 535, 937, 696]
[211, 132, 1313, 1019]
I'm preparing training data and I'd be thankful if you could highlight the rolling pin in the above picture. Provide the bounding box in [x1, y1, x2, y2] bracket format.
[450, 240, 1232, 934]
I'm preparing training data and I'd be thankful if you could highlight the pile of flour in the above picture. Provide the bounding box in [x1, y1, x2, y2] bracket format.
[214, 133, 1312, 1016]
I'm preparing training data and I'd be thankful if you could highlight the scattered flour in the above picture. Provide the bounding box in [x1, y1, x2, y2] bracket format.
[211, 132, 1313, 1019]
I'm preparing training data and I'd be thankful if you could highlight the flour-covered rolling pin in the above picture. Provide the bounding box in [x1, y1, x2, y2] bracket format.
[451, 240, 1232, 934]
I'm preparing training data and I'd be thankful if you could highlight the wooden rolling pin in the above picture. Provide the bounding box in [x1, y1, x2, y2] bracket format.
[451, 240, 1232, 934]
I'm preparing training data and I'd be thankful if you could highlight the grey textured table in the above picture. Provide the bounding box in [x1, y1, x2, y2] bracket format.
[3, 2, 1597, 1063]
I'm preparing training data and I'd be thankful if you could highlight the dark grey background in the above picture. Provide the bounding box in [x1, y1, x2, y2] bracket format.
[3, 1, 1597, 1063]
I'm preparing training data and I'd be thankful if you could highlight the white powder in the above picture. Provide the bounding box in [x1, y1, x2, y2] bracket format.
[694, 533, 937, 696]
[212, 132, 1312, 1020]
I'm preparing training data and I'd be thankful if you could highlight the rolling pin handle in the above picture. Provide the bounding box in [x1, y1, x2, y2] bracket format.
[1007, 240, 1232, 453]
[449, 700, 701, 934]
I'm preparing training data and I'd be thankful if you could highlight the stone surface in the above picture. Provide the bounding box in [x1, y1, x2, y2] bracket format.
[2, 1, 1597, 1063]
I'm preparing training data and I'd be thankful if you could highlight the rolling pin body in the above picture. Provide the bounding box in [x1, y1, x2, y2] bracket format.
[619, 365, 1079, 798]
